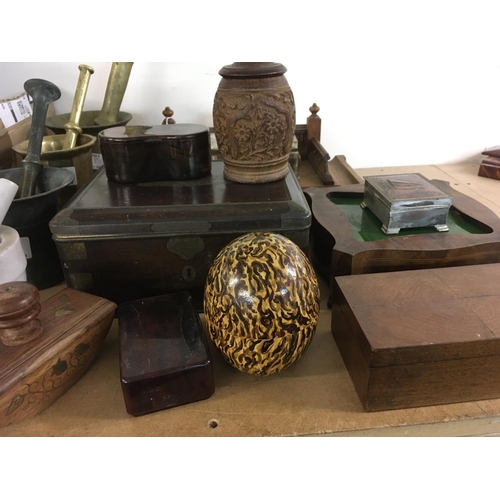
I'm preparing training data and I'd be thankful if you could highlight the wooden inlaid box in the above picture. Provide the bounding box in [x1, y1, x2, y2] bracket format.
[49, 161, 310, 309]
[0, 287, 116, 426]
[118, 291, 214, 416]
[331, 263, 500, 411]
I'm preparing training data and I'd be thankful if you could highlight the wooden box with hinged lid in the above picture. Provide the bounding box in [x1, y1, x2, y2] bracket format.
[49, 161, 311, 310]
[361, 173, 453, 234]
[331, 263, 500, 411]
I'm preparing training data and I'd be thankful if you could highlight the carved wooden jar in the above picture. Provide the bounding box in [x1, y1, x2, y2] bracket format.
[213, 62, 296, 184]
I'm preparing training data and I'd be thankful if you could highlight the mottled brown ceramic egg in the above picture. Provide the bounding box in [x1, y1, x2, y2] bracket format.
[204, 232, 320, 376]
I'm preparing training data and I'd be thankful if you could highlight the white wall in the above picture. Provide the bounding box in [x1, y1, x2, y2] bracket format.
[2, 4, 499, 169]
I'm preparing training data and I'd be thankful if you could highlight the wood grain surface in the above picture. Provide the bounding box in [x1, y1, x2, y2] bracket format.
[332, 264, 500, 411]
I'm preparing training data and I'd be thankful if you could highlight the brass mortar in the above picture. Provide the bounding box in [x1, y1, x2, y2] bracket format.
[46, 110, 132, 154]
[12, 133, 97, 195]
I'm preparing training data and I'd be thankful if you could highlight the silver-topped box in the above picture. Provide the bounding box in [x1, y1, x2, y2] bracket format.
[360, 173, 453, 234]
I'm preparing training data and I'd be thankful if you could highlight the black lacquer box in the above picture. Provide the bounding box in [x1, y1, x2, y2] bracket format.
[118, 291, 214, 416]
[49, 161, 310, 309]
[99, 124, 211, 183]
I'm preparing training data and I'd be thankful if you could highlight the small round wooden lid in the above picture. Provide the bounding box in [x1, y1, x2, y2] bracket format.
[99, 124, 210, 141]
[218, 62, 287, 78]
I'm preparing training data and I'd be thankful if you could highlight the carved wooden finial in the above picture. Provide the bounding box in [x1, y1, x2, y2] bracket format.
[307, 102, 321, 142]
[162, 106, 176, 125]
[0, 281, 42, 347]
[309, 103, 320, 116]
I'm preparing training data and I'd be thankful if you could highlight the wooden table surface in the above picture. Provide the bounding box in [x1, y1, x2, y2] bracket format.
[3, 160, 500, 437]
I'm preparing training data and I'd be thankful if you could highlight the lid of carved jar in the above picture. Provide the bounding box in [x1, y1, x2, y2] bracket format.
[218, 62, 287, 78]
[99, 124, 210, 141]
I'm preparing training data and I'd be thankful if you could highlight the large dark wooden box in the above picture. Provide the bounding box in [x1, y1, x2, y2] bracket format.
[331, 263, 500, 411]
[118, 291, 214, 416]
[49, 161, 310, 308]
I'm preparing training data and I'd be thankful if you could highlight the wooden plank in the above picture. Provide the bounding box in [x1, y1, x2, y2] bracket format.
[437, 163, 500, 215]
[317, 416, 500, 437]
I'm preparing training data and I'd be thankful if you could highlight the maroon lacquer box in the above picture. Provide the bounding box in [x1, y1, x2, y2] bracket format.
[118, 291, 214, 417]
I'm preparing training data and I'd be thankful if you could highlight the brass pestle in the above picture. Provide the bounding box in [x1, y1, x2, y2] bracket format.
[62, 64, 94, 150]
[93, 62, 134, 126]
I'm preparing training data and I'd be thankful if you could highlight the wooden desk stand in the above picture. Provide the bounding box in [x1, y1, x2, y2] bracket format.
[0, 284, 116, 427]
[305, 179, 500, 282]
[295, 103, 362, 186]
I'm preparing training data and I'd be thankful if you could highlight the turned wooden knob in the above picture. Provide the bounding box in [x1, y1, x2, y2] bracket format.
[307, 103, 321, 142]
[309, 103, 320, 116]
[0, 281, 42, 347]
[162, 106, 176, 124]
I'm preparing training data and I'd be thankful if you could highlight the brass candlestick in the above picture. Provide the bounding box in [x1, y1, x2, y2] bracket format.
[94, 62, 134, 126]
[62, 64, 94, 150]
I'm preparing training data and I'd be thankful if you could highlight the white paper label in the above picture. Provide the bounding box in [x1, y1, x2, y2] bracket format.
[62, 166, 78, 186]
[92, 154, 104, 170]
[20, 237, 32, 259]
[0, 95, 32, 128]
